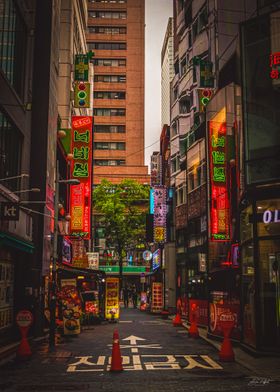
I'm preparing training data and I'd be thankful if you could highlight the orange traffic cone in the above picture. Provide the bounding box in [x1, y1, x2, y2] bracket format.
[173, 312, 183, 327]
[189, 304, 199, 338]
[110, 330, 123, 372]
[219, 333, 235, 362]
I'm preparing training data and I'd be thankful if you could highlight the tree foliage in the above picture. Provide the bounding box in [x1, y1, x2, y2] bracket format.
[92, 179, 149, 260]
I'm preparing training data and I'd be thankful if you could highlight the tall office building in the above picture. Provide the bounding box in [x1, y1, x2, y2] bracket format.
[87, 0, 149, 185]
[161, 17, 174, 128]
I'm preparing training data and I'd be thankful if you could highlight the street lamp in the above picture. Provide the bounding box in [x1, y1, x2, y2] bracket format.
[49, 160, 80, 348]
[0, 173, 29, 182]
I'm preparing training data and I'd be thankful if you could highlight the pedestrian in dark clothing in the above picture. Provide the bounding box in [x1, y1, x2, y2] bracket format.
[123, 286, 129, 308]
[132, 288, 138, 309]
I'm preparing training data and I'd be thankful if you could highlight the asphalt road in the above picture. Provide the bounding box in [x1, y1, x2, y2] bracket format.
[0, 309, 279, 392]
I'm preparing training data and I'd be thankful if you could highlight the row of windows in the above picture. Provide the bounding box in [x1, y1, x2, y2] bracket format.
[94, 142, 125, 150]
[94, 91, 125, 99]
[94, 125, 125, 133]
[93, 108, 125, 116]
[88, 26, 126, 34]
[0, 110, 22, 191]
[89, 11, 126, 19]
[93, 58, 126, 66]
[0, 0, 27, 98]
[94, 74, 126, 83]
[88, 42, 126, 50]
[94, 159, 125, 166]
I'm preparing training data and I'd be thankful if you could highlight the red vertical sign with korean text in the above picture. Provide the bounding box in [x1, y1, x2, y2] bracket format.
[209, 116, 230, 241]
[70, 116, 92, 239]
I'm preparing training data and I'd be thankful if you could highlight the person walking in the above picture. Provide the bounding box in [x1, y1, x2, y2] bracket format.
[132, 286, 138, 309]
[123, 285, 129, 308]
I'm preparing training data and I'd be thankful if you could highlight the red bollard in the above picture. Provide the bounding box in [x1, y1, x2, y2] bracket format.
[219, 312, 235, 362]
[16, 310, 33, 360]
[189, 303, 199, 338]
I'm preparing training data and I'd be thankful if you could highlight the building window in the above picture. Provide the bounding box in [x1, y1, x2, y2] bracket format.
[88, 42, 126, 50]
[94, 159, 125, 166]
[94, 74, 126, 83]
[93, 108, 125, 116]
[94, 91, 126, 99]
[0, 110, 22, 191]
[89, 11, 127, 19]
[171, 155, 179, 174]
[94, 125, 125, 133]
[94, 142, 125, 150]
[0, 0, 27, 98]
[93, 58, 126, 67]
[176, 183, 186, 206]
[88, 26, 127, 34]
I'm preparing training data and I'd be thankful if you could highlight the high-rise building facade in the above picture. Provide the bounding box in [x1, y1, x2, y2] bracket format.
[161, 17, 174, 128]
[87, 0, 149, 185]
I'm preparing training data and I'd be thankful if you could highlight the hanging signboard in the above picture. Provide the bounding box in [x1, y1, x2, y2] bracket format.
[74, 54, 89, 81]
[151, 282, 163, 313]
[208, 110, 230, 241]
[153, 186, 167, 243]
[87, 252, 99, 270]
[105, 277, 120, 320]
[71, 238, 88, 268]
[70, 116, 93, 239]
[152, 249, 161, 271]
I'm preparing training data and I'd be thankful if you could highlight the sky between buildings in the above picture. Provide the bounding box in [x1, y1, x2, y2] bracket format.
[145, 0, 173, 169]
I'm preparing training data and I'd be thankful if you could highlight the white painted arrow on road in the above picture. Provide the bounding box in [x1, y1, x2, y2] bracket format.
[122, 335, 146, 352]
[122, 335, 146, 345]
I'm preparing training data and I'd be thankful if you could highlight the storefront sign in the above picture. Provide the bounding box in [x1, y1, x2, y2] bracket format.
[105, 277, 119, 320]
[263, 209, 280, 224]
[152, 249, 161, 271]
[153, 186, 167, 243]
[269, 52, 280, 79]
[70, 116, 93, 239]
[0, 202, 19, 221]
[209, 302, 240, 339]
[60, 279, 81, 336]
[75, 54, 89, 81]
[209, 113, 230, 241]
[71, 238, 88, 269]
[87, 252, 99, 270]
[151, 282, 163, 313]
[140, 292, 147, 311]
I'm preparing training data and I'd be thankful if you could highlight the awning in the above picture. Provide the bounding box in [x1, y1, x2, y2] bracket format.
[58, 263, 106, 280]
[0, 232, 34, 254]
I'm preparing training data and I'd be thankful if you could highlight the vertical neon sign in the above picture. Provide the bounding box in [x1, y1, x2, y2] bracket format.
[153, 186, 167, 243]
[209, 113, 230, 241]
[70, 116, 92, 239]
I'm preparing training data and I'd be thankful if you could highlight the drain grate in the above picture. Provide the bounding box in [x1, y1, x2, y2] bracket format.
[17, 384, 90, 391]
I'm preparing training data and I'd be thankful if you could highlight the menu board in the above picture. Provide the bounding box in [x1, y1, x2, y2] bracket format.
[151, 282, 163, 313]
[59, 279, 81, 335]
[105, 278, 119, 320]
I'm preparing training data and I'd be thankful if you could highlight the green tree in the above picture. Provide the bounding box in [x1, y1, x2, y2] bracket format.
[92, 178, 149, 291]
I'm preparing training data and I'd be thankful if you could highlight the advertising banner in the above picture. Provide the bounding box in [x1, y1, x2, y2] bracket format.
[70, 116, 93, 239]
[151, 282, 163, 313]
[208, 112, 230, 241]
[71, 238, 88, 269]
[209, 302, 240, 339]
[74, 54, 89, 81]
[152, 249, 161, 271]
[60, 279, 81, 335]
[87, 252, 99, 270]
[105, 277, 119, 320]
[153, 186, 167, 243]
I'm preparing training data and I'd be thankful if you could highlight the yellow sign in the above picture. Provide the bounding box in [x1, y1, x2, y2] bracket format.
[105, 277, 120, 320]
[60, 279, 81, 335]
